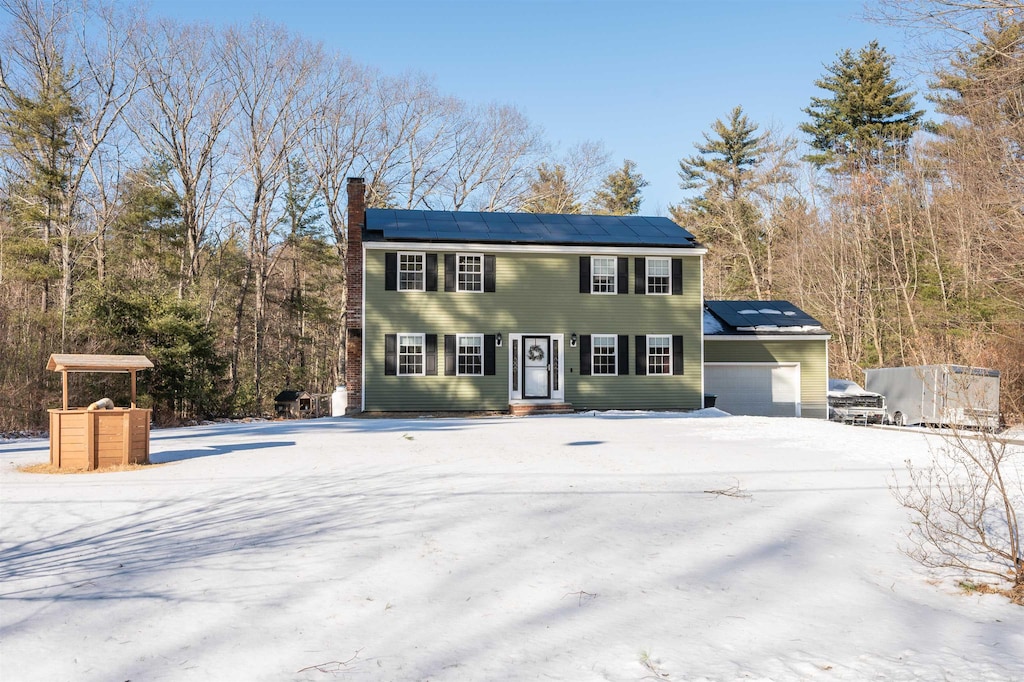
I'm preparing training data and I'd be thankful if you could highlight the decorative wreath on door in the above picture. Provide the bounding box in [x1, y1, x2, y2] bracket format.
[527, 344, 545, 361]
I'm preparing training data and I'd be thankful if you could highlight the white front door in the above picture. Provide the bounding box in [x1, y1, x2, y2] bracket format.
[523, 336, 551, 399]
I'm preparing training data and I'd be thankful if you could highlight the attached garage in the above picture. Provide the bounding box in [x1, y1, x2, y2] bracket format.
[703, 301, 830, 419]
[705, 362, 801, 417]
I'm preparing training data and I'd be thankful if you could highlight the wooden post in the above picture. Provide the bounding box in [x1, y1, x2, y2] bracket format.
[130, 370, 137, 408]
[62, 371, 68, 410]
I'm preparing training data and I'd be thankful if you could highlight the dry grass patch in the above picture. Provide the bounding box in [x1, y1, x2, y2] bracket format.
[18, 462, 163, 475]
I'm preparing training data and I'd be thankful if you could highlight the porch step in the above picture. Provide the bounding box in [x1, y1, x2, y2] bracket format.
[509, 403, 574, 417]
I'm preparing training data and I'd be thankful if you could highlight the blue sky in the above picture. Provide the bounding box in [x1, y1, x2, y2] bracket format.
[145, 0, 927, 213]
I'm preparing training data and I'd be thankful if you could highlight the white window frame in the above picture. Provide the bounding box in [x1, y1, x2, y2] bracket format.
[398, 333, 425, 376]
[647, 334, 672, 375]
[591, 255, 617, 294]
[456, 333, 484, 376]
[646, 257, 671, 295]
[457, 253, 484, 293]
[592, 334, 618, 376]
[398, 251, 425, 292]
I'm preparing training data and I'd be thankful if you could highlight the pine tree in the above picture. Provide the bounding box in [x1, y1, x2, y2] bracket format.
[670, 106, 795, 299]
[519, 163, 581, 214]
[801, 41, 924, 172]
[0, 54, 81, 312]
[590, 159, 648, 215]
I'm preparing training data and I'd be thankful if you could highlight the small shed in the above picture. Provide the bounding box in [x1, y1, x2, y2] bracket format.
[274, 390, 314, 419]
[47, 354, 153, 470]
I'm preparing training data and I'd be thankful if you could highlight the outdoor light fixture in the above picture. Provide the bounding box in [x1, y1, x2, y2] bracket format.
[495, 332, 503, 347]
[570, 333, 578, 347]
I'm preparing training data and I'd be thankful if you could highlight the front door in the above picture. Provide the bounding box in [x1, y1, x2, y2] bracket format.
[523, 336, 551, 399]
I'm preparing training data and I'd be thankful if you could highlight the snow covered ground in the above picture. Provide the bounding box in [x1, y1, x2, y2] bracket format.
[2, 412, 1022, 681]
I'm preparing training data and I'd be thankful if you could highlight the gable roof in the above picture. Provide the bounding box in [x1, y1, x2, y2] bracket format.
[364, 209, 701, 249]
[704, 300, 827, 336]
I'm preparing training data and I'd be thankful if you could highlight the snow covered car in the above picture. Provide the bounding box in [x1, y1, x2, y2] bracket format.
[828, 379, 887, 424]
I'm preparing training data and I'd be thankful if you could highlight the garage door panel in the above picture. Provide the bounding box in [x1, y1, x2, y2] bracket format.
[705, 364, 799, 417]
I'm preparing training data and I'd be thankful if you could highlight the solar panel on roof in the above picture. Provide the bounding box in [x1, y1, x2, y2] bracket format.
[705, 300, 821, 331]
[367, 208, 701, 247]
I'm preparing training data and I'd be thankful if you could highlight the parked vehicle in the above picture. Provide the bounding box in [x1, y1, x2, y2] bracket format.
[827, 379, 886, 424]
[864, 365, 1001, 429]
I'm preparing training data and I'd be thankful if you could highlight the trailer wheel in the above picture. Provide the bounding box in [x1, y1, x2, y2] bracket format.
[892, 412, 906, 427]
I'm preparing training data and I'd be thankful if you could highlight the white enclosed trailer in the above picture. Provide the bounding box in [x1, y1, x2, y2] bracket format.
[864, 365, 1000, 429]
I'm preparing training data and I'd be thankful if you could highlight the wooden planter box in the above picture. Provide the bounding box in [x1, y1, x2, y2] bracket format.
[49, 407, 151, 470]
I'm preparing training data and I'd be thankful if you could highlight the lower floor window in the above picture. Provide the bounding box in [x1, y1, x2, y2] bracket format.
[592, 334, 617, 375]
[647, 335, 671, 375]
[399, 333, 424, 375]
[458, 334, 483, 375]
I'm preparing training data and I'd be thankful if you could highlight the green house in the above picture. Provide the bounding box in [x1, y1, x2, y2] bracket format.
[343, 177, 829, 417]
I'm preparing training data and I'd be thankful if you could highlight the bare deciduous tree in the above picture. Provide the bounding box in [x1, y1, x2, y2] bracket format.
[893, 427, 1023, 603]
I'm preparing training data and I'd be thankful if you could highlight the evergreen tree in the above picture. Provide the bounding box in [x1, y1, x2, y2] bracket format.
[519, 163, 581, 214]
[670, 106, 795, 299]
[801, 41, 925, 172]
[590, 159, 648, 215]
[0, 54, 81, 312]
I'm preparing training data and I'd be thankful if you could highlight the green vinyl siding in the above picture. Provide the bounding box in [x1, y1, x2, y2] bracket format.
[363, 248, 703, 411]
[704, 338, 829, 419]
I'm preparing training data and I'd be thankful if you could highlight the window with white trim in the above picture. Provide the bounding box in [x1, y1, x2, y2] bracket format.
[398, 333, 425, 375]
[591, 256, 617, 294]
[457, 334, 483, 375]
[647, 257, 670, 294]
[592, 334, 618, 375]
[457, 254, 483, 292]
[647, 335, 671, 375]
[398, 252, 425, 291]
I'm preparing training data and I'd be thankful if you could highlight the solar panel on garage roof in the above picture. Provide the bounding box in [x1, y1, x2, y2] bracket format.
[365, 209, 699, 247]
[705, 300, 822, 330]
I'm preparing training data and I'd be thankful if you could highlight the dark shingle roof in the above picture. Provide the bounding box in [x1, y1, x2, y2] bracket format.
[704, 300, 826, 335]
[364, 209, 700, 248]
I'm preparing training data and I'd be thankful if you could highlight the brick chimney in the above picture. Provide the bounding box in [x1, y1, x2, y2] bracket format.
[345, 177, 366, 413]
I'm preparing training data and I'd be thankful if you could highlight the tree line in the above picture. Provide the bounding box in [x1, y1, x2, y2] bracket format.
[1, 0, 1021, 430]
[673, 4, 1024, 422]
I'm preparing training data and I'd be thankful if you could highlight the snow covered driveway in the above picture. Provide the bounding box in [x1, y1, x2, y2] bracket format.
[2, 413, 1022, 681]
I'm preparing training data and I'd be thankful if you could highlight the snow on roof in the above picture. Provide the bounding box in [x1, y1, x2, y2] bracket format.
[703, 310, 724, 335]
[704, 300, 825, 335]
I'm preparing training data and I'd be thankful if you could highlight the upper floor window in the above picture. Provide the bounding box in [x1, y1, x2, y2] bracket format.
[457, 334, 484, 375]
[591, 256, 617, 294]
[398, 333, 425, 375]
[399, 252, 425, 291]
[592, 334, 618, 375]
[647, 335, 672, 375]
[458, 254, 483, 292]
[647, 257, 670, 294]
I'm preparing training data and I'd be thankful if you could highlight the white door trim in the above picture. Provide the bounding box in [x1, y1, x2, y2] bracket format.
[508, 333, 565, 404]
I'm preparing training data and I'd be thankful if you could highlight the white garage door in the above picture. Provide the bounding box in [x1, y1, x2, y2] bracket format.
[704, 363, 801, 417]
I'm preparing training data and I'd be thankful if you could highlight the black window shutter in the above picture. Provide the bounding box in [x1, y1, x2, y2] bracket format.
[617, 257, 628, 294]
[579, 256, 591, 293]
[385, 334, 397, 375]
[444, 335, 456, 375]
[634, 258, 646, 294]
[425, 334, 438, 375]
[444, 254, 456, 292]
[484, 255, 496, 292]
[385, 253, 397, 291]
[426, 254, 438, 291]
[484, 334, 496, 375]
[635, 335, 646, 376]
[672, 335, 684, 375]
[672, 258, 683, 295]
[617, 335, 629, 375]
[580, 335, 592, 376]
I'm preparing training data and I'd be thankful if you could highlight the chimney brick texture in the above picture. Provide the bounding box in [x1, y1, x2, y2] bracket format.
[345, 177, 366, 413]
